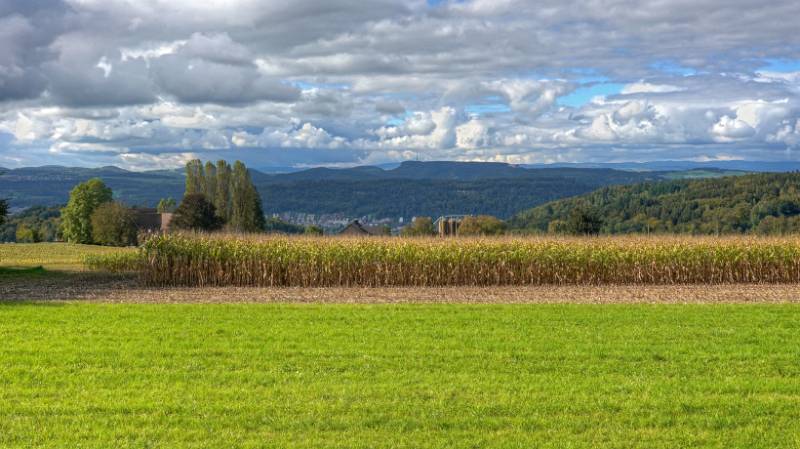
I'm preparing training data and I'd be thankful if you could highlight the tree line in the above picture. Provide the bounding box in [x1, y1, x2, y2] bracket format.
[36, 160, 267, 246]
[510, 172, 800, 235]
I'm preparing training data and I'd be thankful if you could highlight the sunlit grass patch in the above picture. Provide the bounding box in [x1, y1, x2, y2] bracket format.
[0, 303, 798, 448]
[0, 243, 134, 271]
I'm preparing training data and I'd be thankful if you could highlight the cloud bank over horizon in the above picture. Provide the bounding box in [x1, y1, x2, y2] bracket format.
[1, 0, 800, 170]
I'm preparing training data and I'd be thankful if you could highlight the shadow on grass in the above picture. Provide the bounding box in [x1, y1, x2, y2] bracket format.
[0, 266, 49, 277]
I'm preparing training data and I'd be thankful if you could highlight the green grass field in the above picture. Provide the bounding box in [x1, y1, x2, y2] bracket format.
[0, 243, 132, 271]
[1, 303, 799, 448]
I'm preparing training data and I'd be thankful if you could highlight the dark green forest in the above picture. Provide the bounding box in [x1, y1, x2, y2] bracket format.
[259, 172, 657, 220]
[510, 172, 800, 235]
[0, 163, 660, 219]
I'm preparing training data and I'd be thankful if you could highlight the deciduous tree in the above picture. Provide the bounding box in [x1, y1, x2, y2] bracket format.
[401, 216, 436, 236]
[214, 160, 232, 221]
[60, 178, 113, 244]
[91, 202, 138, 247]
[458, 215, 506, 236]
[185, 159, 204, 195]
[229, 161, 265, 232]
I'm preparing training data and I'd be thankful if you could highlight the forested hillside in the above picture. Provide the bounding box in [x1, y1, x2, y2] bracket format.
[258, 169, 659, 219]
[0, 162, 659, 220]
[510, 172, 800, 235]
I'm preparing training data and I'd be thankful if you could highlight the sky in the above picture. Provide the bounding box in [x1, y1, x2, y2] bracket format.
[1, 0, 800, 170]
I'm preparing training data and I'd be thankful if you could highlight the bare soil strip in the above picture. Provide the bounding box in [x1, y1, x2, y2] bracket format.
[3, 272, 800, 303]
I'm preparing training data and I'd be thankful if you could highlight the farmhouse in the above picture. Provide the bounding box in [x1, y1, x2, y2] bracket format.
[133, 208, 173, 233]
[339, 220, 390, 236]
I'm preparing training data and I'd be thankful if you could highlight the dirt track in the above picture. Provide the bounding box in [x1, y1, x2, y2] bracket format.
[3, 272, 800, 303]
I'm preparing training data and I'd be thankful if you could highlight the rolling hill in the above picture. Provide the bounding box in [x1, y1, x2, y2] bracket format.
[509, 172, 800, 235]
[1, 162, 664, 221]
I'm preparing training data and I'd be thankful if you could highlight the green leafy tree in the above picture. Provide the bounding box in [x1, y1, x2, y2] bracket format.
[170, 193, 223, 232]
[157, 198, 177, 213]
[214, 160, 232, 221]
[60, 178, 113, 244]
[567, 207, 602, 235]
[90, 202, 138, 247]
[15, 224, 40, 243]
[204, 161, 217, 203]
[185, 159, 204, 195]
[401, 216, 436, 236]
[229, 161, 265, 232]
[182, 159, 265, 232]
[458, 215, 507, 236]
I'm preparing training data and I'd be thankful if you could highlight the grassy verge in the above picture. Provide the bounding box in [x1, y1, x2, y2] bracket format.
[1, 303, 799, 448]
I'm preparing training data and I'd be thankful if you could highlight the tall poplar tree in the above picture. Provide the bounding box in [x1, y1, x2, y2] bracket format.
[214, 160, 232, 221]
[204, 161, 217, 204]
[229, 161, 265, 232]
[185, 159, 204, 195]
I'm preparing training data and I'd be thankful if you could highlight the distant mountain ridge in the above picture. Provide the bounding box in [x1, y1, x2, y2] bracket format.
[0, 160, 787, 222]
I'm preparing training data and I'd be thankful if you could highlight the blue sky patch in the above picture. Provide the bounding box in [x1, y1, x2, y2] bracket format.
[291, 80, 350, 90]
[558, 83, 624, 108]
[760, 59, 800, 72]
[651, 61, 697, 76]
[465, 103, 512, 115]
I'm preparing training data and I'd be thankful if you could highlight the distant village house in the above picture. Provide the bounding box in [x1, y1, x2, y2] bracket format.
[339, 220, 390, 236]
[133, 208, 173, 233]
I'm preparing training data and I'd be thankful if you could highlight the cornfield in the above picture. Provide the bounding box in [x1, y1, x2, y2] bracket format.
[89, 233, 800, 286]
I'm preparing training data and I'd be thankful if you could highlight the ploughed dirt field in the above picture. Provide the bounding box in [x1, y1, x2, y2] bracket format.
[3, 271, 800, 303]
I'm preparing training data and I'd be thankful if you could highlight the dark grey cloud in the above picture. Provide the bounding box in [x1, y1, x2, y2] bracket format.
[0, 1, 71, 102]
[151, 54, 300, 105]
[44, 57, 157, 107]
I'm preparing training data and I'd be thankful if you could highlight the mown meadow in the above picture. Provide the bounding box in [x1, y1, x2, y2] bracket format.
[1, 303, 799, 449]
[88, 233, 800, 286]
[0, 243, 134, 272]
